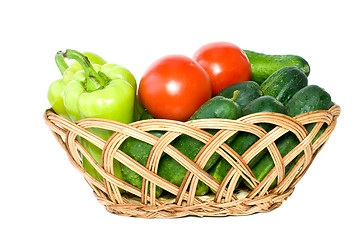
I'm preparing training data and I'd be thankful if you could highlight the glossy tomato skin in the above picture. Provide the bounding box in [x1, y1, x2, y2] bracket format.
[193, 42, 251, 96]
[138, 55, 211, 121]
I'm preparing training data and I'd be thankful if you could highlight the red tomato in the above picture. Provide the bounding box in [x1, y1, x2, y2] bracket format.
[138, 55, 211, 121]
[193, 42, 251, 96]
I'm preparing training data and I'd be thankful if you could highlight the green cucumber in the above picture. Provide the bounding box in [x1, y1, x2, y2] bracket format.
[261, 66, 308, 105]
[248, 85, 334, 190]
[286, 85, 333, 117]
[249, 133, 300, 190]
[242, 96, 287, 116]
[244, 50, 310, 85]
[157, 94, 242, 195]
[286, 85, 334, 144]
[208, 96, 286, 192]
[216, 81, 263, 108]
[119, 110, 164, 197]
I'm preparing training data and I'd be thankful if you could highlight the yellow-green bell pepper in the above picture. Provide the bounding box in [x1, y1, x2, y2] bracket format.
[58, 49, 137, 183]
[48, 52, 107, 120]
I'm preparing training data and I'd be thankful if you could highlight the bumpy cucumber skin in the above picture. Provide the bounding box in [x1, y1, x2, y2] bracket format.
[242, 96, 286, 115]
[286, 84, 334, 146]
[216, 81, 263, 109]
[209, 96, 286, 193]
[244, 50, 310, 85]
[286, 85, 333, 117]
[249, 133, 300, 190]
[260, 66, 308, 105]
[157, 96, 242, 196]
[208, 133, 266, 192]
[189, 96, 242, 121]
[247, 85, 334, 190]
[119, 132, 164, 197]
[119, 110, 163, 197]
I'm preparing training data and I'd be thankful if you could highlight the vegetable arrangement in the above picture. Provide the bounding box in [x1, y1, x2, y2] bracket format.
[48, 42, 334, 198]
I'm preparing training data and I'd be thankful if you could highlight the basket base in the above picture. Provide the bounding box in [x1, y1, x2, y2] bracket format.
[94, 187, 294, 218]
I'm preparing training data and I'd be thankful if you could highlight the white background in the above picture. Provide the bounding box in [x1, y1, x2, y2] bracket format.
[1, 0, 358, 239]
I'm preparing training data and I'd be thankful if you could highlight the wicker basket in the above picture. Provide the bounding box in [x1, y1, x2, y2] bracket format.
[44, 105, 340, 218]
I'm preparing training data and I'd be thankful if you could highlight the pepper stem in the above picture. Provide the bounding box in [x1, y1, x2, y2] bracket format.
[61, 49, 107, 92]
[55, 52, 69, 75]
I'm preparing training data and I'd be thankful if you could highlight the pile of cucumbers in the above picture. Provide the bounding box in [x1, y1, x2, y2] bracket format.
[119, 50, 334, 197]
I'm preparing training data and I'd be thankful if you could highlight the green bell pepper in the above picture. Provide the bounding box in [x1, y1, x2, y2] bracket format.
[48, 52, 107, 120]
[59, 49, 137, 183]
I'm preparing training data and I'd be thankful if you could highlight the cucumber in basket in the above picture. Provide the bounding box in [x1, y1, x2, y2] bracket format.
[208, 95, 286, 192]
[119, 109, 164, 197]
[157, 92, 242, 196]
[261, 66, 308, 105]
[247, 85, 334, 189]
[244, 50, 310, 85]
[286, 85, 334, 144]
[216, 81, 263, 108]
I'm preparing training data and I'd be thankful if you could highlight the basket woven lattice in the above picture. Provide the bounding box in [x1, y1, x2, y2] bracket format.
[44, 105, 340, 218]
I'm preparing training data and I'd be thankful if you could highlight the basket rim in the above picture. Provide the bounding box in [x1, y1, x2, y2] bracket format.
[45, 104, 340, 126]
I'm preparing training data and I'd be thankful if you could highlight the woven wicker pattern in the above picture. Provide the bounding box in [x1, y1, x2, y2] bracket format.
[44, 105, 340, 218]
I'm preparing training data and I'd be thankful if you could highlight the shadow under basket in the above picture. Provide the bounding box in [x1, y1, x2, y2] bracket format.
[44, 105, 340, 218]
